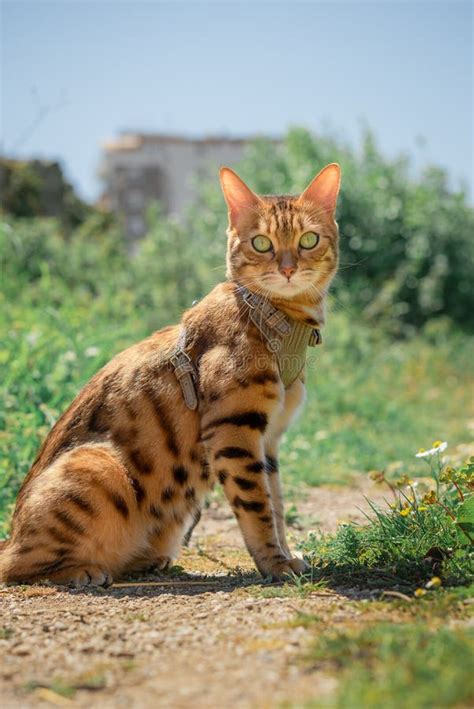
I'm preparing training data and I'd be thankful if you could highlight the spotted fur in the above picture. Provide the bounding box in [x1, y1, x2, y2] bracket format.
[0, 163, 340, 586]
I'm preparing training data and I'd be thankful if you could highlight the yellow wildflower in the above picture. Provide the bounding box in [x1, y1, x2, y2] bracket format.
[414, 588, 427, 598]
[369, 470, 385, 484]
[396, 475, 414, 487]
[440, 466, 455, 483]
[399, 508, 410, 517]
[422, 490, 437, 505]
[426, 576, 442, 589]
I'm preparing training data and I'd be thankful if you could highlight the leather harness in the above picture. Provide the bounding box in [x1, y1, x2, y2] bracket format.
[170, 285, 322, 409]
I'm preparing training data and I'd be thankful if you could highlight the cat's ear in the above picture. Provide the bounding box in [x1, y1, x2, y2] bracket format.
[298, 163, 341, 216]
[220, 167, 261, 230]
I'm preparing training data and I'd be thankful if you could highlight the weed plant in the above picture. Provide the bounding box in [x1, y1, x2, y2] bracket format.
[301, 443, 474, 590]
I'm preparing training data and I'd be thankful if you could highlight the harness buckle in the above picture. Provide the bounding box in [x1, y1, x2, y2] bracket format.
[242, 289, 258, 310]
[170, 349, 192, 372]
[266, 310, 291, 336]
[309, 329, 322, 346]
[242, 287, 291, 336]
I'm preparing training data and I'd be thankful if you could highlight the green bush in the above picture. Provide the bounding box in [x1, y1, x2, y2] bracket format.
[0, 158, 91, 228]
[232, 129, 474, 332]
[2, 127, 473, 331]
[300, 451, 474, 589]
[138, 127, 474, 332]
[1, 127, 474, 529]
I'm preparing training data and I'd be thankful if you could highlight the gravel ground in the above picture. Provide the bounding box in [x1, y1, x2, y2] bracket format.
[0, 480, 386, 708]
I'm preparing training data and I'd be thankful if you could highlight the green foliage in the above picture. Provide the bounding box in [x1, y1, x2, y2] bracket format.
[284, 312, 473, 485]
[133, 204, 216, 328]
[189, 127, 474, 332]
[260, 129, 474, 330]
[2, 251, 473, 531]
[306, 622, 474, 709]
[457, 496, 474, 541]
[1, 212, 129, 299]
[1, 127, 474, 531]
[3, 126, 474, 331]
[0, 158, 90, 228]
[300, 453, 474, 589]
[0, 160, 42, 217]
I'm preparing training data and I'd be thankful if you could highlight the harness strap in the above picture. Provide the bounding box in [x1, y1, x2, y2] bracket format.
[169, 328, 198, 410]
[239, 284, 322, 387]
[241, 288, 292, 338]
[172, 285, 323, 408]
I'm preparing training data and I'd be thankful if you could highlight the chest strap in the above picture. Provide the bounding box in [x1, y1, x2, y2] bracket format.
[171, 286, 322, 408]
[240, 285, 321, 388]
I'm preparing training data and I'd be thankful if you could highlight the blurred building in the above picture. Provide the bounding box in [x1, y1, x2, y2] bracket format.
[100, 133, 268, 240]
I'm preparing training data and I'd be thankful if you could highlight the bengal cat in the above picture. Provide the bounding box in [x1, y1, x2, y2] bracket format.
[0, 163, 341, 587]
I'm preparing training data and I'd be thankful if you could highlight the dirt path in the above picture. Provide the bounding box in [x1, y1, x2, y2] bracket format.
[0, 480, 387, 708]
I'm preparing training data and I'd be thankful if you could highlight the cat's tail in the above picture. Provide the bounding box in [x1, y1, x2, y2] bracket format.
[0, 540, 17, 583]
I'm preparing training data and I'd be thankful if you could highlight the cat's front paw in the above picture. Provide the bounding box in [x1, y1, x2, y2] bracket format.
[49, 566, 113, 588]
[265, 555, 309, 581]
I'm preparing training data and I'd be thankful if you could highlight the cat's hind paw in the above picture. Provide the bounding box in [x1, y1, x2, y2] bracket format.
[151, 556, 173, 572]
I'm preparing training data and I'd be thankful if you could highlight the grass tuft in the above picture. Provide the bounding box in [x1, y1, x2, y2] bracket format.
[300, 450, 474, 590]
[305, 622, 474, 709]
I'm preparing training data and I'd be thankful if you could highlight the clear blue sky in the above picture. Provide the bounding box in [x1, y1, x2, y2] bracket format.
[1, 0, 472, 201]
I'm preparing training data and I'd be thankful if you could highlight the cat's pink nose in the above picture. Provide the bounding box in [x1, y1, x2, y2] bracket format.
[280, 265, 296, 280]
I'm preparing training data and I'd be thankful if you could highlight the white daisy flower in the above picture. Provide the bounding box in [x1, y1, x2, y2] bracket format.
[415, 441, 448, 458]
[85, 346, 100, 357]
[26, 330, 41, 346]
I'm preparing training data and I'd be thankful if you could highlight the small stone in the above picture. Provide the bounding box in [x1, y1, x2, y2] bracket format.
[12, 644, 30, 656]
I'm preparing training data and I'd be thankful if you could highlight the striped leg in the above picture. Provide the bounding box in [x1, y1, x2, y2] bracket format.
[263, 378, 308, 565]
[202, 411, 306, 579]
[264, 453, 292, 558]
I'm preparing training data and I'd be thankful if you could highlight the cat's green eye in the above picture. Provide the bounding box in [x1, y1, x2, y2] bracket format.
[299, 232, 320, 249]
[252, 235, 273, 253]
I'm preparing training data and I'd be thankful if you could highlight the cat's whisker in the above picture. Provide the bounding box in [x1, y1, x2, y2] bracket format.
[308, 279, 357, 318]
[337, 255, 373, 270]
